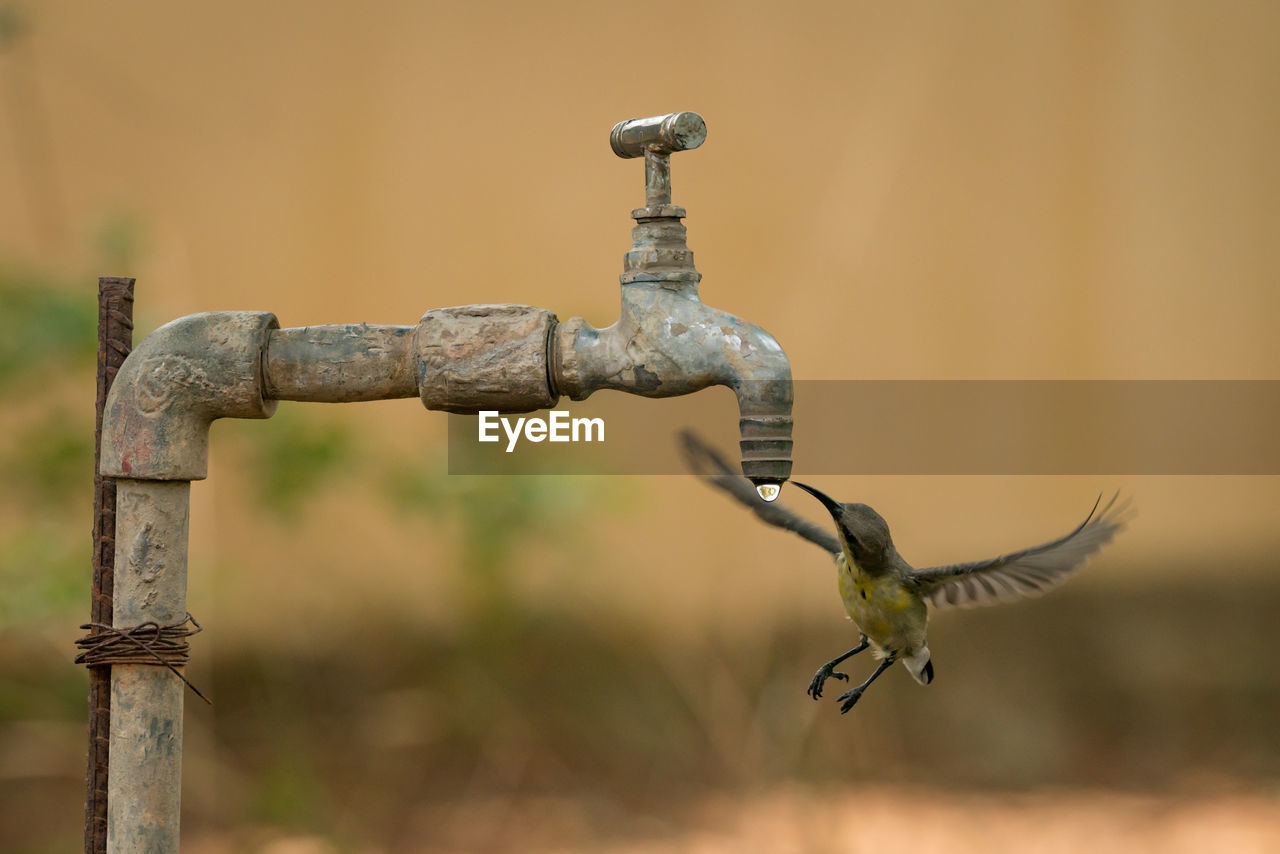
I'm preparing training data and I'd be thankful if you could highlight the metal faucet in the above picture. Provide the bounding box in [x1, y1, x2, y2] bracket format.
[554, 112, 793, 490]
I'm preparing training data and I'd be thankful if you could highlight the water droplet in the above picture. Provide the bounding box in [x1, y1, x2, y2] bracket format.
[755, 483, 780, 502]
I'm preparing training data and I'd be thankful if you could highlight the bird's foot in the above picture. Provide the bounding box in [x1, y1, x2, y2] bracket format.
[837, 686, 864, 714]
[807, 663, 849, 699]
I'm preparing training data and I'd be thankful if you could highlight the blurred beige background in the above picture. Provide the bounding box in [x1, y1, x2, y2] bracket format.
[1, 1, 1278, 852]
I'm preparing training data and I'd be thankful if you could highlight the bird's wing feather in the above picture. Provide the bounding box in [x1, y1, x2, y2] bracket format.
[678, 430, 841, 555]
[908, 493, 1132, 610]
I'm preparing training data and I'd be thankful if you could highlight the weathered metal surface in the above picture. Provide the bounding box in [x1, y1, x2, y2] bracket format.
[552, 289, 792, 484]
[417, 305, 558, 414]
[621, 209, 699, 285]
[87, 276, 134, 854]
[610, 111, 706, 158]
[100, 312, 279, 480]
[644, 150, 673, 207]
[552, 113, 794, 485]
[107, 479, 191, 854]
[264, 324, 417, 402]
[610, 112, 705, 209]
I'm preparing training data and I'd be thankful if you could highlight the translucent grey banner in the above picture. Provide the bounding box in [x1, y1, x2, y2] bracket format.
[447, 381, 1280, 475]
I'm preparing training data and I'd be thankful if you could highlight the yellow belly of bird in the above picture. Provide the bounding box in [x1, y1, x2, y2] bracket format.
[836, 553, 926, 654]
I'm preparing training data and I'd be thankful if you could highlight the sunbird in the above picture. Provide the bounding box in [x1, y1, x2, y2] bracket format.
[679, 432, 1131, 714]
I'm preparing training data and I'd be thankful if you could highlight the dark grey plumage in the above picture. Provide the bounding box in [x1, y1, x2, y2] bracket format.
[678, 430, 840, 555]
[908, 492, 1131, 610]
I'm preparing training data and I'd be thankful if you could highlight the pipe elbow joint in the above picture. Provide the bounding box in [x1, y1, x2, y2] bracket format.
[100, 311, 279, 480]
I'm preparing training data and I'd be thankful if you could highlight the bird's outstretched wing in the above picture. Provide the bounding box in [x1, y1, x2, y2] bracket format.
[678, 430, 841, 555]
[908, 493, 1132, 610]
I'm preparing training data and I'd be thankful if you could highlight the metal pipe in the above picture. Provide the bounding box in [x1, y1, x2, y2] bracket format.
[106, 479, 191, 854]
[264, 324, 417, 402]
[644, 151, 672, 208]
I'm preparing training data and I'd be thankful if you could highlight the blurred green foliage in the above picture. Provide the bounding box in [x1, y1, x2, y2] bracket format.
[0, 246, 121, 632]
[232, 403, 356, 521]
[0, 264, 100, 632]
[0, 264, 97, 391]
[385, 453, 599, 620]
[0, 212, 143, 390]
[3, 408, 93, 508]
[0, 520, 88, 632]
[249, 756, 336, 831]
[0, 5, 29, 50]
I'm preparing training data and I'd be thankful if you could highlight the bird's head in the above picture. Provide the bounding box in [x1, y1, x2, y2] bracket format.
[791, 482, 895, 565]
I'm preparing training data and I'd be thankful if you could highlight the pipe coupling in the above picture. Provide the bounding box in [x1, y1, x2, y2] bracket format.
[416, 305, 558, 414]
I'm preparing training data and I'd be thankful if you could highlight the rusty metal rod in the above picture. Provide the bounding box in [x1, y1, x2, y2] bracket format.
[85, 276, 133, 854]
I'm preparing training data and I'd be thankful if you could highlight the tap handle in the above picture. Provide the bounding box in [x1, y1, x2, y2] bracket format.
[610, 112, 706, 158]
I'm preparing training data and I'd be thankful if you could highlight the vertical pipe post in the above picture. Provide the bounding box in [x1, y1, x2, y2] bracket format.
[86, 276, 134, 854]
[107, 480, 191, 854]
[98, 311, 277, 854]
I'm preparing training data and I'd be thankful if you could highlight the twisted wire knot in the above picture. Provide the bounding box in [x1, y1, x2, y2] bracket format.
[75, 613, 211, 704]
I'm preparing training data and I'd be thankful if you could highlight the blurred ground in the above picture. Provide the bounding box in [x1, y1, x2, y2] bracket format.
[2, 1, 1279, 852]
[178, 788, 1280, 854]
[5, 570, 1280, 852]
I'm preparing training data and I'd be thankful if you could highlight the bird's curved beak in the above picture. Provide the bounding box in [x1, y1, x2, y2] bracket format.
[792, 481, 843, 520]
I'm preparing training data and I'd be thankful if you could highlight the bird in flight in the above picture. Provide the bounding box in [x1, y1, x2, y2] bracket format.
[680, 431, 1131, 714]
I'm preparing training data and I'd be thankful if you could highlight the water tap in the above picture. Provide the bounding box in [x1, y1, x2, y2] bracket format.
[552, 112, 793, 496]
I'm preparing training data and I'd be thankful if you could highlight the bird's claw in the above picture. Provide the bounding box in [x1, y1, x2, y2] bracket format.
[837, 687, 864, 714]
[807, 664, 849, 699]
